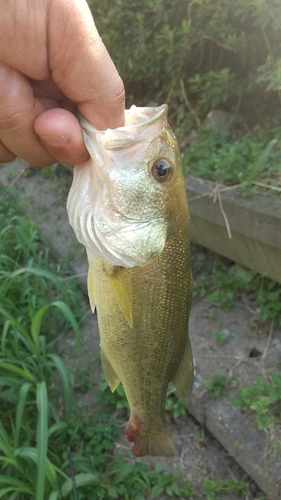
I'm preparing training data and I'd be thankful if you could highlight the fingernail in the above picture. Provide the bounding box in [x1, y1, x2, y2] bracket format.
[39, 135, 70, 147]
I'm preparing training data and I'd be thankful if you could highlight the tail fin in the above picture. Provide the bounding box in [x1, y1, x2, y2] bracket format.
[124, 416, 176, 457]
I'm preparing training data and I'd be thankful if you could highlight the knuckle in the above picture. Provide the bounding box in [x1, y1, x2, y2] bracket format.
[0, 108, 25, 132]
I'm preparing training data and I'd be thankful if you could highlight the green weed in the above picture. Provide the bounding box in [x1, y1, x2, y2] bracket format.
[95, 372, 130, 414]
[193, 257, 281, 328]
[193, 426, 204, 443]
[212, 331, 228, 345]
[232, 373, 281, 434]
[165, 388, 187, 419]
[184, 124, 281, 193]
[203, 375, 231, 397]
[193, 275, 210, 299]
[1, 191, 201, 499]
[202, 477, 248, 499]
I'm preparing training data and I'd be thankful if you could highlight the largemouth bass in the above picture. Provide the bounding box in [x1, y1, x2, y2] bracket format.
[67, 105, 193, 457]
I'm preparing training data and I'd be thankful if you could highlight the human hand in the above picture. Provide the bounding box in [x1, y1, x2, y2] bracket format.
[0, 0, 125, 167]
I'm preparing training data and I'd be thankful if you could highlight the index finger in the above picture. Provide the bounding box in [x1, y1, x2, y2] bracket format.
[47, 0, 125, 130]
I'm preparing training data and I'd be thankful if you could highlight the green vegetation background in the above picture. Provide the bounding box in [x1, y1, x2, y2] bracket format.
[89, 0, 281, 189]
[89, 0, 280, 118]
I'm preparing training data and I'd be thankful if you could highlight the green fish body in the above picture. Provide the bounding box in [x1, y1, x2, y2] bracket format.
[67, 105, 193, 457]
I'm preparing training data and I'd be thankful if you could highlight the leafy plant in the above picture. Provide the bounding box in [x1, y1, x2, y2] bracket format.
[202, 477, 247, 499]
[203, 374, 230, 397]
[232, 373, 281, 433]
[212, 330, 228, 345]
[95, 372, 130, 414]
[183, 123, 281, 191]
[165, 388, 187, 419]
[206, 262, 251, 311]
[194, 257, 281, 328]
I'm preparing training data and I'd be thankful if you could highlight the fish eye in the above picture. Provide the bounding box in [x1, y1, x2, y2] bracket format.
[151, 159, 172, 183]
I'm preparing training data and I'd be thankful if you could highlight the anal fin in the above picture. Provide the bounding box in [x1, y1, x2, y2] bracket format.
[172, 337, 194, 398]
[100, 348, 120, 392]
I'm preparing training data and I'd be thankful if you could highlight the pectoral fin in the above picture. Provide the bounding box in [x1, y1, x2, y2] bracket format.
[87, 269, 96, 313]
[172, 337, 194, 398]
[100, 349, 120, 392]
[106, 266, 133, 329]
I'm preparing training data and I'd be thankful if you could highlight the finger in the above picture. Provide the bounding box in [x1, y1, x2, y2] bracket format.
[0, 140, 16, 164]
[34, 108, 90, 166]
[48, 0, 125, 130]
[0, 63, 58, 166]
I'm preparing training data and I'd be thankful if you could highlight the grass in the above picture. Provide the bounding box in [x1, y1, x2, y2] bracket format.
[193, 259, 281, 328]
[0, 189, 252, 499]
[232, 373, 281, 454]
[211, 330, 228, 345]
[182, 120, 281, 198]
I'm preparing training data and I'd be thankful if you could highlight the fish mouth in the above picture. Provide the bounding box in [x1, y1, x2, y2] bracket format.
[120, 104, 168, 130]
[79, 104, 168, 152]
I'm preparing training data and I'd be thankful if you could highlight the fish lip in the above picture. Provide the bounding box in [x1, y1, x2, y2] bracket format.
[78, 105, 168, 152]
[122, 104, 168, 130]
[79, 104, 168, 133]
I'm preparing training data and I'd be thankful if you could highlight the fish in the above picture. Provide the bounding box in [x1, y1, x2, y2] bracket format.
[67, 104, 193, 457]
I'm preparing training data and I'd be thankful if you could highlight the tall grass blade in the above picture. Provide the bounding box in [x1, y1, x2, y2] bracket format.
[47, 422, 68, 438]
[30, 300, 80, 347]
[0, 376, 23, 389]
[0, 306, 29, 337]
[17, 447, 58, 489]
[15, 383, 31, 447]
[1, 320, 10, 352]
[48, 491, 60, 500]
[31, 304, 50, 351]
[0, 475, 34, 496]
[0, 488, 19, 498]
[51, 301, 81, 346]
[49, 354, 72, 420]
[61, 473, 99, 497]
[0, 306, 37, 355]
[9, 267, 64, 290]
[0, 475, 35, 498]
[36, 381, 48, 500]
[0, 422, 12, 457]
[0, 362, 35, 383]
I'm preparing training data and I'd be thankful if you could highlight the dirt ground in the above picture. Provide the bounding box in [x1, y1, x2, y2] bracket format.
[1, 160, 280, 499]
